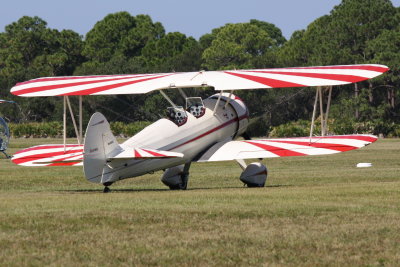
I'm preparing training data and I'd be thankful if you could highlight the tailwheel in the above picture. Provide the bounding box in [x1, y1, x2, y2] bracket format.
[103, 186, 111, 193]
[102, 182, 113, 193]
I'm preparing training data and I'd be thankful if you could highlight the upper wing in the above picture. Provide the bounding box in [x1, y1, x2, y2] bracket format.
[196, 135, 377, 162]
[11, 64, 388, 97]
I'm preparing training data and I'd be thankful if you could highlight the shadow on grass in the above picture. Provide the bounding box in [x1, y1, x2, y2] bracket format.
[58, 188, 169, 193]
[58, 184, 292, 193]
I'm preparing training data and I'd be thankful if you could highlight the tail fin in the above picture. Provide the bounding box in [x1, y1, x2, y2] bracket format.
[83, 112, 120, 183]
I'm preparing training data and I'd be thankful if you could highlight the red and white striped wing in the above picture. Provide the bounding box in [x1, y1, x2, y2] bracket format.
[110, 148, 183, 160]
[10, 64, 389, 97]
[12, 144, 83, 166]
[197, 135, 377, 162]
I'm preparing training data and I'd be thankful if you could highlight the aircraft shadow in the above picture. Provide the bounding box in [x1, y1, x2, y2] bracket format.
[58, 184, 292, 193]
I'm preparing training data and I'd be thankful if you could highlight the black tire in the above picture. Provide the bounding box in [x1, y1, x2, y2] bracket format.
[103, 186, 111, 193]
[168, 184, 183, 190]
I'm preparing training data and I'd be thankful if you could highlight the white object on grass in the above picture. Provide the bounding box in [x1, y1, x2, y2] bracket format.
[356, 163, 372, 168]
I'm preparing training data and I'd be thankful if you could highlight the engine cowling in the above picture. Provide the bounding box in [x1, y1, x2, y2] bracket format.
[240, 162, 268, 187]
[208, 93, 249, 137]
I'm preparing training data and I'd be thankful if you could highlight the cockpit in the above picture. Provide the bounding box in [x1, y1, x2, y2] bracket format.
[186, 97, 205, 118]
[167, 97, 206, 126]
[166, 106, 187, 126]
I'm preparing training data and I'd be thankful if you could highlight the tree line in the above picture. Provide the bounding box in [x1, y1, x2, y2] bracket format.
[0, 0, 399, 136]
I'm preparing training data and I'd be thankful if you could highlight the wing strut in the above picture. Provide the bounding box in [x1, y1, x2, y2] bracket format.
[79, 96, 83, 144]
[309, 86, 333, 143]
[213, 91, 223, 115]
[178, 88, 187, 100]
[324, 86, 333, 134]
[63, 95, 84, 151]
[235, 159, 247, 170]
[159, 90, 177, 108]
[63, 96, 67, 151]
[318, 86, 325, 136]
[66, 96, 81, 145]
[224, 90, 234, 109]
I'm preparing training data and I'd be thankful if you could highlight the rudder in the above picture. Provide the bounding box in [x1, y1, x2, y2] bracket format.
[83, 112, 120, 183]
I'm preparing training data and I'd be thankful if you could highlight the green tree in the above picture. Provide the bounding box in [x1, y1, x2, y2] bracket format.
[141, 32, 202, 72]
[249, 19, 286, 47]
[82, 12, 136, 62]
[0, 16, 84, 121]
[276, 0, 398, 129]
[366, 28, 400, 115]
[278, 0, 397, 66]
[78, 12, 165, 74]
[201, 22, 281, 70]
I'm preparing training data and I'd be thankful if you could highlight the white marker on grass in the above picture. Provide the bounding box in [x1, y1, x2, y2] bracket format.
[356, 163, 372, 168]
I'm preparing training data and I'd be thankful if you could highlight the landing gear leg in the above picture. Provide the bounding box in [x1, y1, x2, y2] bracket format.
[179, 162, 191, 190]
[161, 162, 192, 190]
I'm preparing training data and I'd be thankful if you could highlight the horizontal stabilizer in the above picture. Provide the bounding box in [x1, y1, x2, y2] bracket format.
[12, 144, 83, 166]
[109, 148, 183, 160]
[197, 135, 377, 162]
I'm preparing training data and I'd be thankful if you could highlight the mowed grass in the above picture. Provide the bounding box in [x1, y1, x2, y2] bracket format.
[0, 138, 399, 266]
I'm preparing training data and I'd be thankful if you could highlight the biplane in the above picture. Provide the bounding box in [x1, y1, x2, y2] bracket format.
[10, 64, 389, 192]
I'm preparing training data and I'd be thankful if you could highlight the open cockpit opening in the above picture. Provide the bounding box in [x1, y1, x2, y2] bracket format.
[185, 97, 205, 118]
[166, 106, 188, 126]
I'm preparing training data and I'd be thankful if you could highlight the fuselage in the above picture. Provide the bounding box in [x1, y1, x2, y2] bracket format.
[102, 93, 249, 183]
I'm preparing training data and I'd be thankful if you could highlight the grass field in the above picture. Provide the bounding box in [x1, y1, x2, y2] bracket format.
[1, 138, 399, 266]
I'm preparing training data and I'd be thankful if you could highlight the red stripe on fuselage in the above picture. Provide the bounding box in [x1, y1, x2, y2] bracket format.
[170, 114, 248, 150]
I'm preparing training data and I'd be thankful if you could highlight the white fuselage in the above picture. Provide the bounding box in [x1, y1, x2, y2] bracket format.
[102, 93, 249, 183]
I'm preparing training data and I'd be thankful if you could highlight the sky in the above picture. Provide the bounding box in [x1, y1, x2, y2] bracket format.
[1, 0, 400, 40]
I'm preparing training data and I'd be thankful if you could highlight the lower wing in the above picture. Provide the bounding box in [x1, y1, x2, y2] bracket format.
[12, 135, 376, 166]
[196, 135, 377, 162]
[11, 144, 84, 166]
